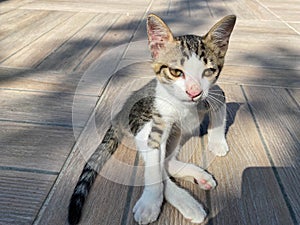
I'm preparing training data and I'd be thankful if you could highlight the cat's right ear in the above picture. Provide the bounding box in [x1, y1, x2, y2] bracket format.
[147, 14, 174, 59]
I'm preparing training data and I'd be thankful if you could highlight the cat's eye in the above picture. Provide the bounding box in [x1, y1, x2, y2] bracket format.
[169, 68, 184, 77]
[203, 68, 216, 77]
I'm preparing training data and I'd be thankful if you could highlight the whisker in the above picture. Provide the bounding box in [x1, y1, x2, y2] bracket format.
[207, 94, 225, 105]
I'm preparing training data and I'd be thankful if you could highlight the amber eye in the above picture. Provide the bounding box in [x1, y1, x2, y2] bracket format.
[169, 68, 184, 77]
[203, 68, 216, 77]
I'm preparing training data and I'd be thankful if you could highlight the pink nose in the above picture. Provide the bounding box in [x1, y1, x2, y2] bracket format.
[186, 84, 202, 98]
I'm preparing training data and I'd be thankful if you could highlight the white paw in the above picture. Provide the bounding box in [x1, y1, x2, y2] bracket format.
[207, 139, 229, 156]
[176, 197, 207, 223]
[133, 191, 163, 224]
[191, 167, 217, 190]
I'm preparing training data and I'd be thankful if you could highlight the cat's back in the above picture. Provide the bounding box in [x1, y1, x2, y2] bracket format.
[110, 62, 157, 134]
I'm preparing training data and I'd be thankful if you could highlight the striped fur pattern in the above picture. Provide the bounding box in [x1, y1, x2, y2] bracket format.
[68, 14, 236, 225]
[68, 127, 119, 225]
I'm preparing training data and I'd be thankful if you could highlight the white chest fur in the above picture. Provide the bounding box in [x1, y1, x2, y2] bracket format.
[155, 82, 203, 135]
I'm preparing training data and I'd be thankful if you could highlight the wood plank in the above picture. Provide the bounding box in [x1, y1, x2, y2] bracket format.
[243, 86, 300, 224]
[0, 121, 75, 172]
[264, 4, 300, 22]
[220, 19, 300, 70]
[36, 13, 117, 73]
[205, 0, 232, 18]
[188, 0, 213, 19]
[222, 0, 277, 20]
[74, 14, 142, 72]
[0, 9, 47, 41]
[148, 0, 170, 16]
[206, 84, 294, 225]
[0, 89, 97, 127]
[0, 10, 74, 64]
[288, 89, 300, 105]
[288, 22, 300, 35]
[35, 63, 154, 224]
[227, 44, 300, 71]
[0, 170, 56, 225]
[20, 1, 150, 14]
[0, 67, 104, 97]
[1, 12, 97, 68]
[219, 65, 300, 88]
[0, 0, 33, 12]
[167, 0, 191, 17]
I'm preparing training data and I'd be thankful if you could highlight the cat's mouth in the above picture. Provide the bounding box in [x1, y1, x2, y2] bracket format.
[192, 95, 202, 102]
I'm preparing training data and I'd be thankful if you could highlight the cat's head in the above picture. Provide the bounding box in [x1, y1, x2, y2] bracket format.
[147, 14, 236, 103]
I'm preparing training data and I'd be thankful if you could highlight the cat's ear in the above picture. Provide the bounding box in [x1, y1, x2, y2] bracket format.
[147, 14, 174, 59]
[204, 15, 236, 56]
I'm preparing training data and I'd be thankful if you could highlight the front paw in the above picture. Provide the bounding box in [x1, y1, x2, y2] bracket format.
[207, 139, 229, 156]
[175, 196, 207, 224]
[133, 191, 163, 224]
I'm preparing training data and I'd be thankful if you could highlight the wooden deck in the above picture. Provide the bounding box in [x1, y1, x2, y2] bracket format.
[0, 0, 299, 225]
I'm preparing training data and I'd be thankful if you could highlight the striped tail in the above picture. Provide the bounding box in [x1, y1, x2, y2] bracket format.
[68, 126, 119, 225]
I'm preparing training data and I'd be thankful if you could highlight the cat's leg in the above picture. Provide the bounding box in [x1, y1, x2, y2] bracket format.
[166, 156, 216, 190]
[133, 148, 163, 224]
[207, 102, 229, 156]
[164, 172, 207, 223]
[133, 122, 165, 225]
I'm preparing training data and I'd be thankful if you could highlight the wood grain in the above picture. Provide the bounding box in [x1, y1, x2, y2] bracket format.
[0, 89, 97, 127]
[74, 14, 142, 72]
[0, 0, 299, 224]
[35, 63, 153, 224]
[0, 10, 74, 64]
[219, 65, 300, 88]
[20, 0, 150, 14]
[206, 84, 294, 225]
[243, 86, 300, 224]
[36, 13, 117, 73]
[0, 170, 56, 225]
[0, 121, 75, 172]
[1, 12, 97, 68]
[288, 89, 300, 105]
[0, 9, 47, 41]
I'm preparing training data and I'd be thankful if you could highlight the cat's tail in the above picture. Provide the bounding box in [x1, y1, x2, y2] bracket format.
[68, 126, 120, 225]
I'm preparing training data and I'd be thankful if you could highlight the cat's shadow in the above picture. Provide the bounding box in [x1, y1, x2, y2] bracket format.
[200, 102, 242, 137]
[167, 102, 242, 157]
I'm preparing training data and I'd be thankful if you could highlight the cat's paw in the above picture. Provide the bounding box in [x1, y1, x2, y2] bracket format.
[207, 139, 229, 157]
[133, 191, 163, 224]
[176, 197, 207, 223]
[192, 168, 217, 190]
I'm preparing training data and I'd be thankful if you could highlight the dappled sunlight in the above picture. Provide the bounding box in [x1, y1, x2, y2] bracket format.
[0, 0, 299, 224]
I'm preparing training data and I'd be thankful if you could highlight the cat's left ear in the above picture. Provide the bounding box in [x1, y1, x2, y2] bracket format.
[147, 14, 174, 59]
[204, 15, 236, 56]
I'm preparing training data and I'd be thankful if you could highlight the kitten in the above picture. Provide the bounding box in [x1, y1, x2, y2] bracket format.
[68, 14, 236, 225]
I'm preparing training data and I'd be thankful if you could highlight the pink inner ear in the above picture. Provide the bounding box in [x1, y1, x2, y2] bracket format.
[147, 19, 172, 58]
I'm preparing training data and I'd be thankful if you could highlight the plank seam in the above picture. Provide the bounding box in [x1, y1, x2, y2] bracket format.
[0, 11, 76, 64]
[217, 81, 300, 89]
[205, 0, 215, 18]
[72, 13, 122, 72]
[120, 154, 140, 225]
[240, 85, 298, 225]
[33, 4, 152, 224]
[118, 1, 157, 223]
[34, 12, 100, 69]
[285, 88, 300, 110]
[0, 118, 77, 129]
[0, 166, 59, 176]
[0, 87, 98, 97]
[252, 0, 300, 35]
[200, 137, 214, 225]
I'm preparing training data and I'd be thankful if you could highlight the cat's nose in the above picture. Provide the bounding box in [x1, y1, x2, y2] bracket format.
[186, 89, 202, 99]
[186, 83, 202, 99]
